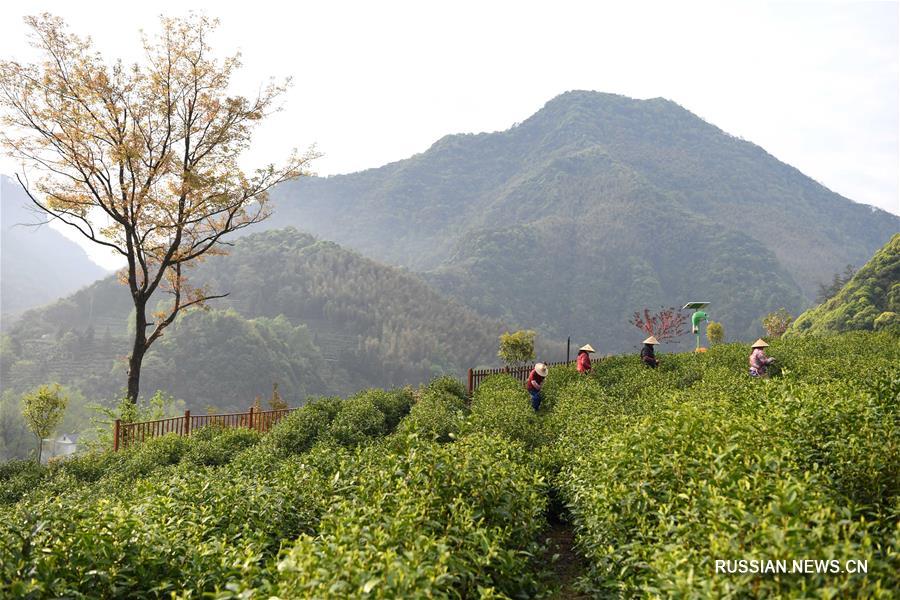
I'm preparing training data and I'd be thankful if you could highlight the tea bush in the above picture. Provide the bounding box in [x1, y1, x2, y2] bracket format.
[396, 384, 468, 443]
[182, 426, 261, 466]
[424, 374, 468, 402]
[0, 460, 46, 504]
[468, 374, 539, 447]
[354, 387, 414, 431]
[548, 332, 900, 597]
[274, 434, 547, 599]
[326, 394, 386, 447]
[260, 395, 341, 458]
[2, 335, 898, 597]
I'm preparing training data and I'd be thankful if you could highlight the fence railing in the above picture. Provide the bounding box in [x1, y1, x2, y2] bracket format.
[113, 406, 296, 452]
[466, 360, 577, 396]
[114, 361, 584, 449]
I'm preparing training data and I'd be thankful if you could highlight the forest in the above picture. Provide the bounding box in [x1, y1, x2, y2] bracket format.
[262, 91, 899, 345]
[0, 228, 505, 433]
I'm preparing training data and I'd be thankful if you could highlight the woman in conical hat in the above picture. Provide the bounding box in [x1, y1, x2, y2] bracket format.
[641, 336, 660, 368]
[576, 344, 595, 374]
[749, 339, 775, 377]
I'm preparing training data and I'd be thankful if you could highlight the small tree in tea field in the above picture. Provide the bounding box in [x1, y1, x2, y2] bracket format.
[630, 307, 686, 343]
[762, 308, 793, 338]
[0, 14, 317, 404]
[22, 384, 68, 463]
[706, 321, 725, 345]
[498, 330, 536, 367]
[269, 383, 288, 410]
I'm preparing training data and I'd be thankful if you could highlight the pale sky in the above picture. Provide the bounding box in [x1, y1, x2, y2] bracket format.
[1, 0, 898, 270]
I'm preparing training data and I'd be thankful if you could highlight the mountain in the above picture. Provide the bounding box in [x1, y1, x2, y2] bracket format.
[1, 228, 507, 410]
[263, 91, 898, 347]
[787, 234, 900, 335]
[1, 176, 108, 323]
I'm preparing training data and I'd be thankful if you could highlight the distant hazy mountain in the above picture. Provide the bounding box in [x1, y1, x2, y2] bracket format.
[1, 228, 505, 409]
[1, 176, 108, 323]
[264, 91, 898, 347]
[788, 234, 900, 336]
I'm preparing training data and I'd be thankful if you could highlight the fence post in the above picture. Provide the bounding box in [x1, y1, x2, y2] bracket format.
[113, 419, 120, 452]
[184, 410, 191, 437]
[248, 405, 255, 430]
[467, 368, 474, 396]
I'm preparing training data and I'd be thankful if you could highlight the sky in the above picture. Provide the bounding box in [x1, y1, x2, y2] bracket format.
[1, 0, 898, 270]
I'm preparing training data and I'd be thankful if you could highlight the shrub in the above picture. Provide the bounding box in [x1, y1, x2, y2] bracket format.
[560, 398, 898, 597]
[706, 320, 724, 345]
[354, 387, 414, 432]
[262, 397, 340, 458]
[327, 395, 386, 447]
[469, 374, 538, 447]
[397, 387, 467, 443]
[183, 426, 261, 466]
[275, 434, 547, 599]
[0, 460, 47, 504]
[425, 375, 468, 402]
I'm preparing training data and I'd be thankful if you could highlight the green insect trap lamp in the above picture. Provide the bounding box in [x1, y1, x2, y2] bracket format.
[683, 302, 710, 352]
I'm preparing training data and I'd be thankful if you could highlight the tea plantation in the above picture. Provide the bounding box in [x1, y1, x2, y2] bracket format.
[1, 332, 898, 598]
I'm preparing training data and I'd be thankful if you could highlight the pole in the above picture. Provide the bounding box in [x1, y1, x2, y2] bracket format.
[183, 410, 191, 437]
[467, 368, 474, 396]
[566, 336, 571, 363]
[113, 418, 120, 452]
[248, 405, 255, 430]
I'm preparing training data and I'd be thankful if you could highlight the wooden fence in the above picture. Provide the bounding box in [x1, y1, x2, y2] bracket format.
[114, 361, 583, 450]
[466, 360, 576, 396]
[113, 406, 296, 452]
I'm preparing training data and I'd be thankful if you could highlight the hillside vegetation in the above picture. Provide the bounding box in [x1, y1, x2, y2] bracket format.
[1, 176, 107, 322]
[2, 331, 898, 598]
[789, 234, 900, 336]
[1, 228, 503, 412]
[264, 91, 898, 346]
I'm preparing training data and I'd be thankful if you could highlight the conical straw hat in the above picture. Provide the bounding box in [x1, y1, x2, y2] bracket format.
[643, 336, 659, 345]
[535, 363, 548, 377]
[751, 338, 769, 348]
[579, 344, 595, 353]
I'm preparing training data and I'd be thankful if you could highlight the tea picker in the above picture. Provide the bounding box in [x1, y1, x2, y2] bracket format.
[682, 302, 710, 352]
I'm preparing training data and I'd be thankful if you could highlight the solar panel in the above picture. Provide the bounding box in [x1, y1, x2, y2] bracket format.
[682, 302, 710, 310]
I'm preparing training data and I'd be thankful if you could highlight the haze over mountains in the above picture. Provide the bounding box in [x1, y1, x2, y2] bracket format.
[1, 229, 502, 409]
[1, 176, 108, 322]
[1, 90, 897, 410]
[265, 91, 898, 345]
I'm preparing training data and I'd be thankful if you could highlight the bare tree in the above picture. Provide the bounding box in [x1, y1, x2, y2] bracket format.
[0, 14, 317, 402]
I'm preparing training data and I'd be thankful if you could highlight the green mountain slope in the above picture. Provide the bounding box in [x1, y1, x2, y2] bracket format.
[1, 176, 108, 322]
[264, 91, 898, 347]
[788, 234, 900, 335]
[1, 228, 502, 409]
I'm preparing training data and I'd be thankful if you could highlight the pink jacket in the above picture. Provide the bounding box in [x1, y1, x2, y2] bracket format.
[577, 352, 592, 373]
[749, 348, 773, 374]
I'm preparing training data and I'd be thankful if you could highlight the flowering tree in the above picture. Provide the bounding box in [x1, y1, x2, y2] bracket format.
[0, 14, 317, 403]
[629, 307, 687, 343]
[762, 308, 793, 338]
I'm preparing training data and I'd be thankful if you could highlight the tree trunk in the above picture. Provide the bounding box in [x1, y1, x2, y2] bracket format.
[127, 300, 148, 404]
[35, 434, 42, 465]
